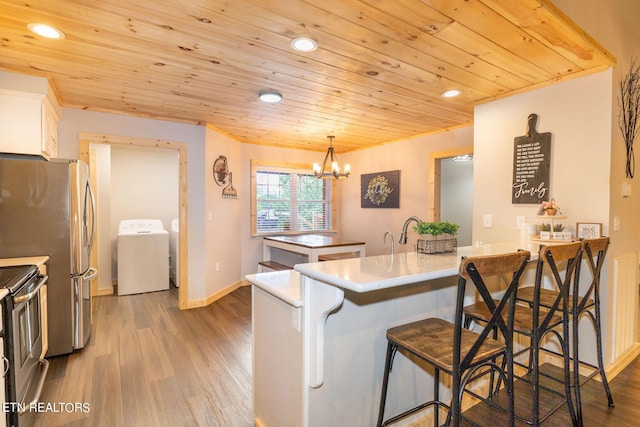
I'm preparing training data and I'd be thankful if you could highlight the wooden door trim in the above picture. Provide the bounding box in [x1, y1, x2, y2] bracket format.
[428, 146, 473, 222]
[79, 133, 189, 310]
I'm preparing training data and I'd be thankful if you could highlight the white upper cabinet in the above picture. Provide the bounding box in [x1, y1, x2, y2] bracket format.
[0, 71, 61, 159]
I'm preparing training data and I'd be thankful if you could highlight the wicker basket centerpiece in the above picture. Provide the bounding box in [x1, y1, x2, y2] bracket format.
[413, 221, 459, 254]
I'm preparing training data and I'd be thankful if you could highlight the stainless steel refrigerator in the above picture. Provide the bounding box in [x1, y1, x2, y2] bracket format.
[0, 156, 96, 356]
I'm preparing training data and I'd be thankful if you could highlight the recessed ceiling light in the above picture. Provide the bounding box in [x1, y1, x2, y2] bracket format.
[290, 37, 318, 52]
[453, 154, 473, 162]
[27, 23, 65, 39]
[258, 91, 283, 103]
[441, 89, 462, 98]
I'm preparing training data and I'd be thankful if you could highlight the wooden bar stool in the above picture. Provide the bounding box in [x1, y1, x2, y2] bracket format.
[464, 242, 582, 426]
[516, 237, 614, 425]
[376, 250, 530, 427]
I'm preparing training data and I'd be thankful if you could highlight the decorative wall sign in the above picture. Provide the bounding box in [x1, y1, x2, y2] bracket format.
[512, 114, 552, 204]
[576, 222, 602, 239]
[361, 170, 400, 208]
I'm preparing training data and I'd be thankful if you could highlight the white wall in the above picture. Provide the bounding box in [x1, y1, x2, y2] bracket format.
[339, 128, 474, 256]
[473, 71, 612, 244]
[109, 145, 179, 286]
[473, 70, 615, 363]
[204, 126, 243, 297]
[58, 108, 208, 300]
[110, 145, 179, 232]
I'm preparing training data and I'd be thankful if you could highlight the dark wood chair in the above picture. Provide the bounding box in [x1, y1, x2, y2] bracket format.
[376, 250, 530, 427]
[516, 237, 614, 425]
[464, 242, 582, 426]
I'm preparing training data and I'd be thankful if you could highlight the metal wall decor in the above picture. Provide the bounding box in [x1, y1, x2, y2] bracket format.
[361, 170, 400, 208]
[212, 155, 238, 199]
[512, 113, 552, 204]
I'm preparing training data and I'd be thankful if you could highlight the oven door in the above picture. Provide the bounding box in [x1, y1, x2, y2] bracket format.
[12, 274, 47, 408]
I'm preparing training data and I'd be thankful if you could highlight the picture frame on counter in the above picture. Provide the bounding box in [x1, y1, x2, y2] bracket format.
[576, 222, 602, 239]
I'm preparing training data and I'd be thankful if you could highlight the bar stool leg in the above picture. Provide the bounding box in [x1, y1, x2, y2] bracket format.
[562, 317, 580, 426]
[434, 369, 440, 427]
[532, 333, 540, 426]
[377, 342, 397, 427]
[594, 297, 615, 407]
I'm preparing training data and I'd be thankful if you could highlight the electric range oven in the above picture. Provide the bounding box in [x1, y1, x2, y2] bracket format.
[0, 265, 49, 426]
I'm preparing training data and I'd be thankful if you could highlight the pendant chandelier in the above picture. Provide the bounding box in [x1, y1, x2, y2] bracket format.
[313, 136, 350, 179]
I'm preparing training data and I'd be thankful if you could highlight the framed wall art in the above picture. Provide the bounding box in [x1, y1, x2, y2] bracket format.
[576, 222, 602, 239]
[361, 170, 400, 208]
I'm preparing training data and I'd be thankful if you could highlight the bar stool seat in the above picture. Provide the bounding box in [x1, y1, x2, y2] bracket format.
[386, 318, 506, 373]
[377, 250, 530, 427]
[516, 287, 591, 309]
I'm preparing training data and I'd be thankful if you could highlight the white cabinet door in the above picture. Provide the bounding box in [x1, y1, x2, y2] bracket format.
[0, 91, 59, 159]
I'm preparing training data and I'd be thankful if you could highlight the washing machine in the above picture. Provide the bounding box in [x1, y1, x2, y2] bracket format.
[169, 218, 179, 287]
[117, 219, 169, 295]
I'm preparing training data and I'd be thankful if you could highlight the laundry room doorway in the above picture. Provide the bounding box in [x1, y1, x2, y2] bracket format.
[79, 133, 189, 310]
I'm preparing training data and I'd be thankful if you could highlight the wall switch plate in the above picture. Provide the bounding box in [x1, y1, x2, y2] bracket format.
[516, 216, 525, 229]
[623, 182, 632, 197]
[614, 216, 621, 232]
[483, 214, 493, 228]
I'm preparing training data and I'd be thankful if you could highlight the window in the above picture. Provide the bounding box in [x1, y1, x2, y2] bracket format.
[252, 161, 333, 235]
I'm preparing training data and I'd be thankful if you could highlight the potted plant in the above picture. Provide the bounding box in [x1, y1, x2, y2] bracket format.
[413, 221, 460, 253]
[413, 221, 443, 237]
[538, 223, 551, 240]
[538, 198, 561, 216]
[552, 223, 572, 240]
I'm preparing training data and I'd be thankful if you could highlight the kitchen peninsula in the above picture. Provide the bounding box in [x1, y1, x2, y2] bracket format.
[246, 242, 533, 427]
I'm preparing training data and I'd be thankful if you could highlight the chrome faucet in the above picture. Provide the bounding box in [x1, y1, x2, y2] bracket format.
[383, 231, 394, 254]
[399, 216, 422, 245]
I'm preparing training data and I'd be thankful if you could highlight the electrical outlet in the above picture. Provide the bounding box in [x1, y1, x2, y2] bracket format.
[483, 214, 493, 228]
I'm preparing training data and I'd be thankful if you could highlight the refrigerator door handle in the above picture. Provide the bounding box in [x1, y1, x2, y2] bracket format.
[84, 180, 97, 256]
[83, 267, 98, 281]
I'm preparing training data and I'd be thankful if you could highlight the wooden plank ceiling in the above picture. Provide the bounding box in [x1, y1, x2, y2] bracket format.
[0, 0, 615, 153]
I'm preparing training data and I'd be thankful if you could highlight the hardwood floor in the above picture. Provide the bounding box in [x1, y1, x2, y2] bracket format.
[34, 286, 253, 427]
[32, 285, 640, 426]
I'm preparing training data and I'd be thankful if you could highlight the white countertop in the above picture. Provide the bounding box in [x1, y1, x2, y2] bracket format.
[294, 241, 533, 293]
[247, 241, 537, 304]
[247, 269, 303, 307]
